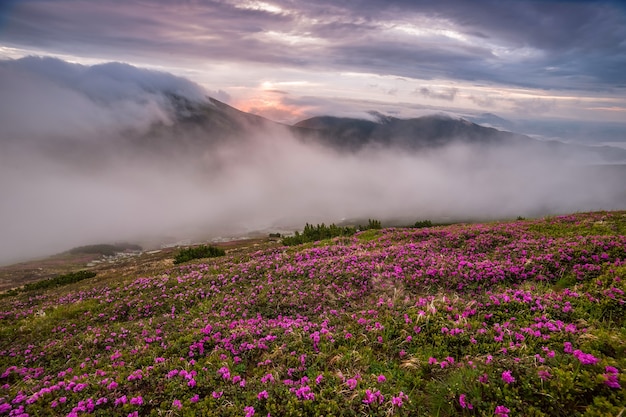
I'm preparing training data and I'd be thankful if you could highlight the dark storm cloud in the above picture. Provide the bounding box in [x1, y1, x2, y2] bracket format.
[1, 0, 625, 90]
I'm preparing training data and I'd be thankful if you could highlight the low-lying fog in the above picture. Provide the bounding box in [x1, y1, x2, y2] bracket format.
[1, 57, 625, 265]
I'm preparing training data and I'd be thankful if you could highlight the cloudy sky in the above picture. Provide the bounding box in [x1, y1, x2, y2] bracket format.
[1, 0, 625, 123]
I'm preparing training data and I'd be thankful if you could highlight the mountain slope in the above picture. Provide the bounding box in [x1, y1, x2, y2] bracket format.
[294, 113, 626, 162]
[294, 114, 524, 151]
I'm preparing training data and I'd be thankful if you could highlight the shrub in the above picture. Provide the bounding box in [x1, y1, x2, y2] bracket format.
[21, 270, 96, 292]
[173, 245, 226, 264]
[413, 220, 433, 228]
[282, 223, 357, 246]
[365, 219, 382, 230]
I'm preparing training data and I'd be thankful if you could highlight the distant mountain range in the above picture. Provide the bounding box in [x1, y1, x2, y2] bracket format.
[153, 96, 626, 163]
[29, 94, 626, 166]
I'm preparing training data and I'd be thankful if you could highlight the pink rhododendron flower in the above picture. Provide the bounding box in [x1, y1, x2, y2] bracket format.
[501, 370, 515, 384]
[459, 393, 473, 409]
[346, 378, 358, 390]
[495, 405, 510, 417]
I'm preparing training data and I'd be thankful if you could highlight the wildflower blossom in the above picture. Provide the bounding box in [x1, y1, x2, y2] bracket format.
[391, 392, 408, 407]
[603, 366, 621, 388]
[459, 394, 473, 409]
[362, 389, 384, 405]
[495, 405, 510, 417]
[573, 350, 599, 365]
[501, 370, 515, 384]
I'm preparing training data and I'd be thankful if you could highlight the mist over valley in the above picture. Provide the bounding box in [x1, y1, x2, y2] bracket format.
[1, 57, 625, 264]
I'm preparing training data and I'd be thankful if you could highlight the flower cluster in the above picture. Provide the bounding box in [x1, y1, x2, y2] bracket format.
[0, 211, 625, 416]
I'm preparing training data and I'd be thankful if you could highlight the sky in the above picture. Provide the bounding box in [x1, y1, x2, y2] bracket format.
[1, 0, 626, 124]
[1, 0, 626, 264]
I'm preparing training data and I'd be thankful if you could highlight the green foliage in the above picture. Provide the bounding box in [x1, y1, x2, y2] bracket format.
[21, 270, 96, 292]
[365, 219, 382, 230]
[283, 219, 383, 246]
[282, 223, 358, 246]
[173, 245, 226, 264]
[268, 233, 282, 238]
[356, 229, 382, 242]
[414, 220, 433, 228]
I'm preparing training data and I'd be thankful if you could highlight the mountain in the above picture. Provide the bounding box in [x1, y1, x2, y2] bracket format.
[464, 113, 517, 131]
[294, 113, 526, 151]
[293, 113, 626, 162]
[32, 93, 626, 166]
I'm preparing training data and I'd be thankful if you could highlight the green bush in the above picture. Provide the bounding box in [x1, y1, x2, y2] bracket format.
[365, 219, 382, 230]
[282, 223, 357, 246]
[22, 270, 97, 292]
[414, 220, 433, 228]
[173, 245, 226, 264]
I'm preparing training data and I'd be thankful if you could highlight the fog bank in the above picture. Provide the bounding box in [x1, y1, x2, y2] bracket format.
[1, 57, 624, 264]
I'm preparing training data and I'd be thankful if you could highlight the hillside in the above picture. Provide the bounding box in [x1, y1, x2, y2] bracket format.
[294, 114, 626, 162]
[1, 211, 625, 416]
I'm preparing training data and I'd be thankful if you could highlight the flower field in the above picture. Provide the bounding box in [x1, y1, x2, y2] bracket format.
[1, 211, 625, 416]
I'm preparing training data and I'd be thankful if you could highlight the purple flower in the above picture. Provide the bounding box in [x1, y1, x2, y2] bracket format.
[362, 389, 384, 405]
[604, 374, 621, 389]
[190, 394, 200, 403]
[115, 395, 128, 406]
[172, 399, 182, 410]
[459, 394, 473, 410]
[346, 378, 358, 390]
[211, 391, 223, 399]
[495, 405, 510, 417]
[602, 367, 621, 389]
[573, 350, 599, 365]
[377, 374, 386, 383]
[538, 370, 552, 380]
[391, 392, 408, 407]
[501, 370, 515, 384]
[244, 405, 255, 417]
[257, 390, 269, 400]
[130, 396, 143, 406]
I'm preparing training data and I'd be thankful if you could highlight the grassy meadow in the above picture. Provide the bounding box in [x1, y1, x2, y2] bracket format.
[1, 212, 625, 416]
